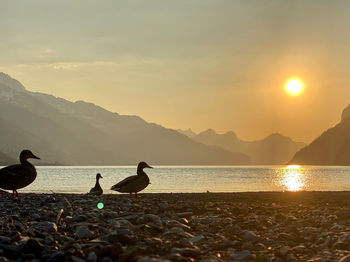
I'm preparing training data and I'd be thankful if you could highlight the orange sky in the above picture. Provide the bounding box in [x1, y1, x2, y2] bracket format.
[1, 0, 350, 143]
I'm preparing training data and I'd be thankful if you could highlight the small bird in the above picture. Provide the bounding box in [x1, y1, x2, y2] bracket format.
[111, 161, 153, 198]
[88, 173, 103, 196]
[0, 149, 40, 198]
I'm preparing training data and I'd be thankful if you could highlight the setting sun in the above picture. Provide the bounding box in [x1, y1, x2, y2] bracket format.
[285, 78, 304, 96]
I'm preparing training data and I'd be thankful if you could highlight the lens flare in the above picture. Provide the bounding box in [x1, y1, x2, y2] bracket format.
[97, 202, 104, 209]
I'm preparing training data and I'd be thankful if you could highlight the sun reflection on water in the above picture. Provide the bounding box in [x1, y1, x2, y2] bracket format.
[280, 165, 307, 191]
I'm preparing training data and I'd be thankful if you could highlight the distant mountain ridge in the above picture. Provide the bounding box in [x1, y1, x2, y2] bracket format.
[193, 129, 306, 165]
[0, 72, 25, 91]
[341, 104, 350, 122]
[0, 72, 250, 165]
[177, 128, 197, 138]
[290, 104, 350, 165]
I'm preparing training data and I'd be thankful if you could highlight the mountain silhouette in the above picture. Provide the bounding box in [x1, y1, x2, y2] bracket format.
[0, 73, 250, 165]
[193, 129, 306, 165]
[177, 128, 197, 138]
[290, 104, 350, 165]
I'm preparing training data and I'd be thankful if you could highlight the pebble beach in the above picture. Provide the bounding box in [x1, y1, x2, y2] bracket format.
[2, 191, 350, 261]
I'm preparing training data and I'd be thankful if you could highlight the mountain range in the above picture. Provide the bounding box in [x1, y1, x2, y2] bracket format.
[3, 72, 350, 166]
[4, 72, 333, 166]
[0, 72, 250, 165]
[177, 129, 197, 138]
[190, 129, 306, 165]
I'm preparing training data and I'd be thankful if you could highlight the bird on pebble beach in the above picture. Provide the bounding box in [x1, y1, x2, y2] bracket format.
[111, 161, 152, 198]
[88, 173, 103, 196]
[0, 149, 40, 198]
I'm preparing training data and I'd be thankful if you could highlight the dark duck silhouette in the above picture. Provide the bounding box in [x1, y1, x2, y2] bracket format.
[111, 161, 152, 198]
[88, 173, 103, 196]
[0, 149, 40, 198]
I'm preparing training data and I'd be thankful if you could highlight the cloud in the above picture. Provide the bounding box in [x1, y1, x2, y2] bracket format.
[39, 48, 56, 58]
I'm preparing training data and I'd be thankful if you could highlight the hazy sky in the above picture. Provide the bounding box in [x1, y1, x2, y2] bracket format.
[1, 0, 350, 143]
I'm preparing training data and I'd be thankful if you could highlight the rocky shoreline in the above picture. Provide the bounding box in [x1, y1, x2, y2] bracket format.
[2, 192, 350, 261]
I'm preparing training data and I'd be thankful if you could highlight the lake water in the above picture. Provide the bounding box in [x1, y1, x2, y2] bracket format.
[5, 165, 350, 194]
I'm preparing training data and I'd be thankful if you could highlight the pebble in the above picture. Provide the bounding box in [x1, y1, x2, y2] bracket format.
[23, 238, 44, 255]
[44, 236, 54, 245]
[177, 212, 193, 218]
[72, 215, 86, 222]
[189, 235, 204, 243]
[279, 246, 290, 256]
[138, 257, 171, 262]
[75, 226, 92, 239]
[292, 244, 307, 254]
[47, 251, 65, 262]
[114, 218, 134, 229]
[340, 255, 350, 262]
[167, 220, 191, 231]
[101, 257, 113, 262]
[243, 230, 260, 243]
[158, 202, 169, 210]
[87, 252, 97, 262]
[71, 256, 86, 262]
[0, 237, 11, 244]
[1, 192, 350, 261]
[44, 222, 58, 233]
[144, 214, 162, 226]
[230, 250, 252, 261]
[171, 247, 201, 257]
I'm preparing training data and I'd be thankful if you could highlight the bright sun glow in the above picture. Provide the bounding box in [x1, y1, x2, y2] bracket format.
[285, 78, 304, 96]
[286, 165, 301, 169]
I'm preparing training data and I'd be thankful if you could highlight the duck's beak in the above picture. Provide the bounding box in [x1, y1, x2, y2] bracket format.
[32, 154, 40, 160]
[146, 164, 153, 169]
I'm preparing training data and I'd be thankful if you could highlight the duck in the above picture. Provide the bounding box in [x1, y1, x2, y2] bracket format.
[0, 149, 40, 198]
[88, 173, 103, 196]
[111, 161, 152, 198]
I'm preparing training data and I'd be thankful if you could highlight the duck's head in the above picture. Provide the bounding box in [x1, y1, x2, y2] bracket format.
[96, 173, 103, 179]
[138, 161, 153, 170]
[20, 150, 40, 161]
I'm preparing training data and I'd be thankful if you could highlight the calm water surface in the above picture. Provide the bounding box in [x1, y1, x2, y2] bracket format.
[2, 165, 349, 194]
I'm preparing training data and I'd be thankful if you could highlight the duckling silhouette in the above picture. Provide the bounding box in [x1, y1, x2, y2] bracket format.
[88, 173, 103, 196]
[0, 149, 40, 198]
[111, 162, 152, 198]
